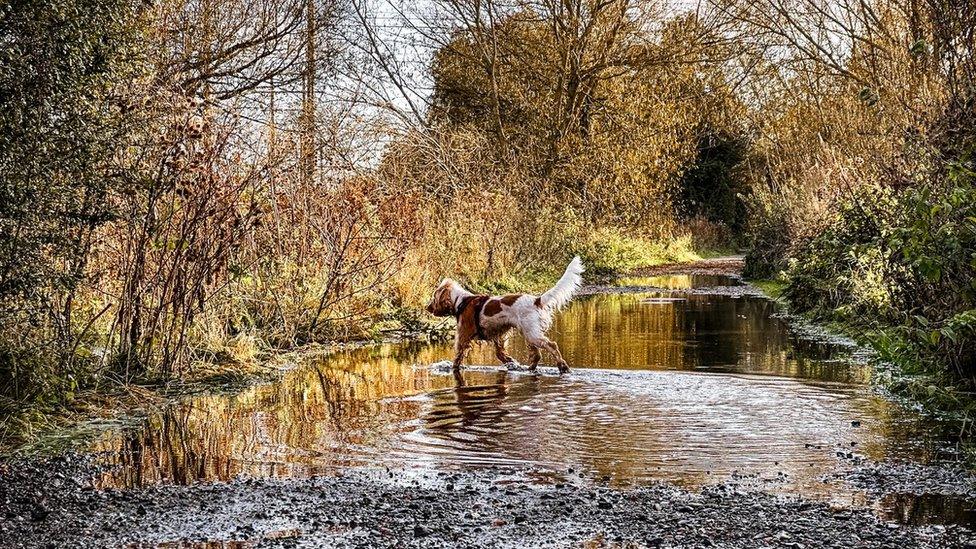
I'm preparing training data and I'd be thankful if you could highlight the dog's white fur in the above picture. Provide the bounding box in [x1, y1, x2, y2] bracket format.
[426, 256, 584, 373]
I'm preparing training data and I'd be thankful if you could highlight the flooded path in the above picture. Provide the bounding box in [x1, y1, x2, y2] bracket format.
[2, 258, 974, 547]
[91, 267, 971, 525]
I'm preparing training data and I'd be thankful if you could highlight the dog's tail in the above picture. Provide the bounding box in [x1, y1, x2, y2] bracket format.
[539, 256, 584, 311]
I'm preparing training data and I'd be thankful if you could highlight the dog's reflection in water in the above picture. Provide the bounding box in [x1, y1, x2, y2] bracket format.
[428, 369, 510, 439]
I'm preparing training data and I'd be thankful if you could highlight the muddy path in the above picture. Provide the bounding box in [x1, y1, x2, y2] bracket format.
[2, 257, 975, 547]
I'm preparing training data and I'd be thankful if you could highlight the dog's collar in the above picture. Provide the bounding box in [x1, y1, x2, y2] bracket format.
[453, 295, 473, 318]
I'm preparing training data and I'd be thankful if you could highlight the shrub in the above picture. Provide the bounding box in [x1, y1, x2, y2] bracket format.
[783, 157, 976, 382]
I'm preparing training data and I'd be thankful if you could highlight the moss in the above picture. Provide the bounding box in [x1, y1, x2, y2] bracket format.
[748, 278, 788, 300]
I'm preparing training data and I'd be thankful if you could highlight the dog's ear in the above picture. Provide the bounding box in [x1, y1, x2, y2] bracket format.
[427, 278, 455, 316]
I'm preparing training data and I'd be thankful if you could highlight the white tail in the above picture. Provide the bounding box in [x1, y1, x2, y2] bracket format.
[540, 256, 584, 311]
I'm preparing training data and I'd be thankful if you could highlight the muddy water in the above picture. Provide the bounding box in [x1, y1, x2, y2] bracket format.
[92, 275, 970, 525]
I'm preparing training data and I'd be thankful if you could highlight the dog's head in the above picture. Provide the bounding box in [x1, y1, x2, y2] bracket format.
[426, 279, 457, 317]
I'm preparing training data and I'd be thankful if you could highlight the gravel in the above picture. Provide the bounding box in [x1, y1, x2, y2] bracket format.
[1, 454, 973, 548]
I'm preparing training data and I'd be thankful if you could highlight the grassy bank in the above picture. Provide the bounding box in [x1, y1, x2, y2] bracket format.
[747, 279, 787, 301]
[743, 163, 976, 457]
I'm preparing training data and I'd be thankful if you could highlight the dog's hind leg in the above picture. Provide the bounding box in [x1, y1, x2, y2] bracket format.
[532, 336, 570, 374]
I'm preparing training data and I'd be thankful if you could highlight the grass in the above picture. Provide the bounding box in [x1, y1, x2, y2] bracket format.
[748, 278, 788, 300]
[578, 231, 702, 276]
[462, 231, 706, 293]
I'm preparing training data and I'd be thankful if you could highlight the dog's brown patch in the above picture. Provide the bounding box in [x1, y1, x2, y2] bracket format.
[437, 285, 454, 312]
[500, 294, 521, 306]
[534, 297, 542, 307]
[450, 294, 496, 368]
[482, 299, 503, 317]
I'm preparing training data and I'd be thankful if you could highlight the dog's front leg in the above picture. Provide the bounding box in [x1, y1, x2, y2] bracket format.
[452, 367, 466, 387]
[492, 338, 515, 365]
[452, 332, 472, 371]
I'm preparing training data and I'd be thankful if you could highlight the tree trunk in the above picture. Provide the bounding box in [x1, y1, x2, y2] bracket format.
[300, 0, 317, 189]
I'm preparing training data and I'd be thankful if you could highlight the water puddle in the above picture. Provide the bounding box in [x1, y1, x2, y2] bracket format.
[614, 274, 742, 289]
[882, 492, 976, 526]
[91, 275, 972, 527]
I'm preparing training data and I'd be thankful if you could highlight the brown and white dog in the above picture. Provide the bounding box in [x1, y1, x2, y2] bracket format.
[426, 256, 584, 374]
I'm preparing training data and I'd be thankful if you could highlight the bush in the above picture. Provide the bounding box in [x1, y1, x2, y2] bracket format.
[782, 157, 976, 383]
[784, 186, 892, 317]
[0, 0, 139, 403]
[881, 161, 976, 379]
